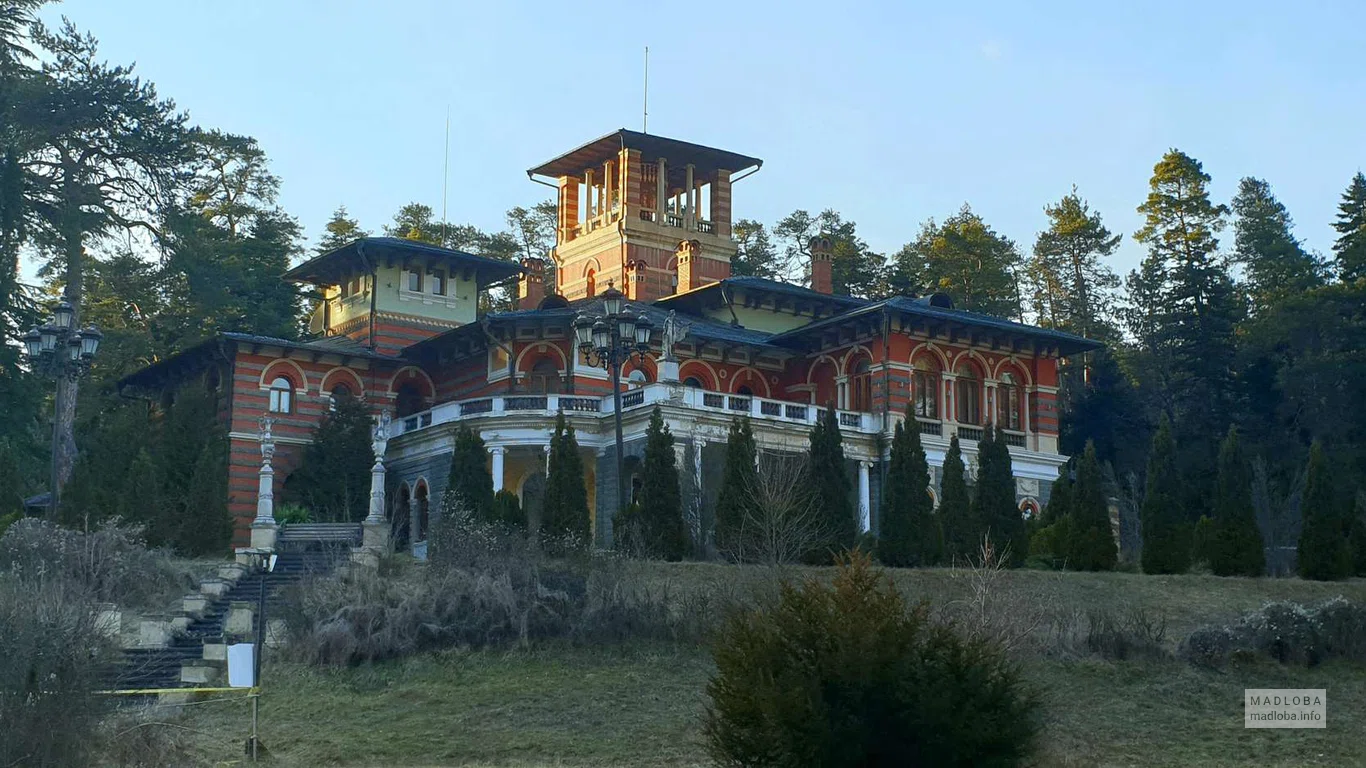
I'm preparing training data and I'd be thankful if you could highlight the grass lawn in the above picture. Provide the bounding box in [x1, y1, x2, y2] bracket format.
[170, 567, 1366, 767]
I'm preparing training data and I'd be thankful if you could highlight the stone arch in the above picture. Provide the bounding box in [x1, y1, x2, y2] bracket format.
[730, 366, 771, 398]
[928, 486, 940, 510]
[678, 360, 718, 390]
[1018, 496, 1040, 521]
[413, 478, 431, 542]
[807, 355, 839, 406]
[839, 345, 875, 376]
[515, 342, 569, 374]
[992, 356, 1034, 387]
[622, 355, 657, 384]
[910, 342, 950, 370]
[386, 366, 436, 398]
[319, 366, 365, 398]
[949, 349, 991, 379]
[391, 482, 412, 548]
[259, 359, 309, 392]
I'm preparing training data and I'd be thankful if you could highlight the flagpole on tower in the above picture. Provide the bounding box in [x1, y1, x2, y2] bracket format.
[643, 46, 649, 133]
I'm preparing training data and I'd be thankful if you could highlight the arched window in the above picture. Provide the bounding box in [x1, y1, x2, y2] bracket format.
[849, 358, 872, 412]
[912, 359, 940, 420]
[268, 376, 293, 413]
[528, 358, 561, 395]
[395, 383, 426, 417]
[585, 269, 597, 298]
[997, 372, 1022, 431]
[683, 376, 703, 389]
[627, 368, 650, 389]
[736, 385, 754, 396]
[955, 364, 981, 425]
[328, 383, 352, 411]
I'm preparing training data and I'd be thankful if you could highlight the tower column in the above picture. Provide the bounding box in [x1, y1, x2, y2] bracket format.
[858, 460, 872, 534]
[490, 446, 506, 492]
[684, 164, 695, 228]
[656, 158, 667, 223]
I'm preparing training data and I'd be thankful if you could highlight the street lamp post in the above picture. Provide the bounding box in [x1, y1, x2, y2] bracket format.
[573, 284, 653, 539]
[22, 300, 103, 522]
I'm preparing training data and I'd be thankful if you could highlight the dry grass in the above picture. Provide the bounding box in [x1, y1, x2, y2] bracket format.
[157, 565, 1366, 767]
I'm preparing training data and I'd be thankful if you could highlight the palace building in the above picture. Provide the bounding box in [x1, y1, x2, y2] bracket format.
[120, 128, 1100, 551]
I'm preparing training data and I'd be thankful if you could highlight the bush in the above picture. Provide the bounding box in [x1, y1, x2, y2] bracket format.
[0, 575, 114, 767]
[703, 550, 1038, 767]
[275, 503, 313, 525]
[0, 519, 193, 611]
[1180, 597, 1366, 668]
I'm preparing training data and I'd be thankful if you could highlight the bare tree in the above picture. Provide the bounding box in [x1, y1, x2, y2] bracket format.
[729, 452, 827, 565]
[948, 533, 1050, 655]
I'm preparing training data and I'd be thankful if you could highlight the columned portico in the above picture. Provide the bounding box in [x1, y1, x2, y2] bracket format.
[490, 446, 506, 492]
[857, 460, 872, 534]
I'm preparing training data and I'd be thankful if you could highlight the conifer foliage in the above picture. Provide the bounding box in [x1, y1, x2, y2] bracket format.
[878, 412, 939, 566]
[283, 393, 375, 523]
[637, 406, 688, 560]
[1298, 442, 1352, 581]
[1208, 427, 1264, 577]
[714, 417, 758, 558]
[1140, 415, 1189, 574]
[806, 406, 854, 562]
[1064, 441, 1117, 571]
[937, 435, 975, 563]
[444, 425, 493, 523]
[491, 489, 525, 530]
[972, 425, 1027, 566]
[543, 411, 590, 543]
[1332, 172, 1366, 282]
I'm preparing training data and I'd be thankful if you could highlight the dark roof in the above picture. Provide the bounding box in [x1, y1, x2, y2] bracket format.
[767, 296, 1104, 356]
[282, 237, 523, 288]
[118, 332, 395, 391]
[404, 295, 784, 359]
[527, 129, 761, 180]
[652, 276, 871, 317]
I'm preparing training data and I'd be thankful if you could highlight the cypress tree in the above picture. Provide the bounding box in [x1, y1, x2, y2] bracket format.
[972, 425, 1027, 565]
[1064, 441, 1116, 571]
[1209, 427, 1264, 577]
[806, 405, 854, 562]
[638, 406, 688, 560]
[282, 393, 374, 522]
[714, 417, 757, 559]
[1141, 415, 1189, 574]
[445, 424, 493, 523]
[1331, 172, 1366, 282]
[492, 488, 526, 530]
[1039, 467, 1071, 528]
[543, 411, 590, 542]
[176, 426, 232, 555]
[938, 435, 975, 563]
[1298, 442, 1352, 581]
[879, 413, 939, 566]
[121, 448, 165, 547]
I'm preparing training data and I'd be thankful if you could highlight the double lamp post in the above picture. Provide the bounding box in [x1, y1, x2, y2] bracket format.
[21, 300, 103, 522]
[572, 284, 652, 525]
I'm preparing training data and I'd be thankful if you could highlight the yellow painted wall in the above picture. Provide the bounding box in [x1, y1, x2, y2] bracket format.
[324, 264, 479, 331]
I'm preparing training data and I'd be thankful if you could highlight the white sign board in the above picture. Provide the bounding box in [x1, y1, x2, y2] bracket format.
[227, 643, 256, 688]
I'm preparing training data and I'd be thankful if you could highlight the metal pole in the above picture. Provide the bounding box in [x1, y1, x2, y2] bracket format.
[252, 560, 267, 761]
[48, 378, 62, 522]
[610, 332, 627, 523]
[251, 695, 259, 762]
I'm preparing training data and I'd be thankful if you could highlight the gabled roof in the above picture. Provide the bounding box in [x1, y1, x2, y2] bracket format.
[767, 295, 1103, 356]
[282, 237, 523, 289]
[527, 129, 761, 180]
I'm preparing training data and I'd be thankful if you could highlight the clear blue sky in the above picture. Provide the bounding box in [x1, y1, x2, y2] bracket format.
[37, 0, 1366, 278]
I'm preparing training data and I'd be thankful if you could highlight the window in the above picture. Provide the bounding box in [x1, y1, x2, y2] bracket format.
[428, 270, 446, 296]
[407, 269, 421, 292]
[627, 368, 650, 388]
[736, 385, 754, 396]
[912, 360, 940, 419]
[683, 376, 703, 389]
[528, 359, 561, 395]
[997, 372, 1022, 431]
[850, 359, 872, 412]
[395, 383, 426, 417]
[268, 376, 293, 413]
[955, 364, 981, 425]
[328, 383, 353, 411]
[585, 270, 596, 298]
[340, 280, 351, 298]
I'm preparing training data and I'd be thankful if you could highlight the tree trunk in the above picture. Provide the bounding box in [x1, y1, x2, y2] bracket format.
[49, 162, 83, 519]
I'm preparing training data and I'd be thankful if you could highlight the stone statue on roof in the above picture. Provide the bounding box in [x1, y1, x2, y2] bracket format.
[661, 310, 690, 362]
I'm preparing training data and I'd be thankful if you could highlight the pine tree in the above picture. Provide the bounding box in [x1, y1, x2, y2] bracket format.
[1332, 172, 1366, 282]
[121, 448, 165, 547]
[1231, 177, 1324, 312]
[938, 435, 975, 563]
[1133, 150, 1242, 455]
[282, 394, 374, 522]
[1140, 415, 1189, 574]
[543, 411, 590, 543]
[638, 406, 688, 560]
[1026, 188, 1122, 337]
[714, 417, 758, 558]
[891, 205, 1023, 318]
[445, 424, 493, 523]
[1298, 442, 1352, 581]
[1208, 427, 1264, 577]
[972, 425, 1027, 565]
[316, 205, 369, 254]
[879, 413, 939, 566]
[1064, 441, 1116, 571]
[806, 405, 854, 562]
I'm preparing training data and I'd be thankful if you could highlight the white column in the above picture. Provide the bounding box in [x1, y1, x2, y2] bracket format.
[656, 158, 667, 220]
[366, 456, 385, 523]
[684, 164, 695, 227]
[254, 457, 275, 526]
[544, 443, 553, 477]
[491, 446, 506, 492]
[857, 460, 872, 534]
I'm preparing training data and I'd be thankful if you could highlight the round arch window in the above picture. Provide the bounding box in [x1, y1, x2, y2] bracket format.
[268, 376, 293, 413]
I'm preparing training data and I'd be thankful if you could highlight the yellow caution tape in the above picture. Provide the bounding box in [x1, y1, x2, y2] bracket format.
[97, 687, 260, 696]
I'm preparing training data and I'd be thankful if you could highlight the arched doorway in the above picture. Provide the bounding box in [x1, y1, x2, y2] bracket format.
[527, 358, 562, 394]
[391, 484, 411, 548]
[849, 358, 872, 411]
[396, 383, 427, 417]
[414, 481, 430, 543]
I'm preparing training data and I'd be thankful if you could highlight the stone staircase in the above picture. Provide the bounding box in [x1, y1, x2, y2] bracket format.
[106, 545, 350, 692]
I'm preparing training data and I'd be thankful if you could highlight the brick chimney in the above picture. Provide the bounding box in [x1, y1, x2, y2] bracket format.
[809, 235, 833, 295]
[675, 239, 703, 293]
[518, 256, 546, 309]
[625, 258, 648, 301]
